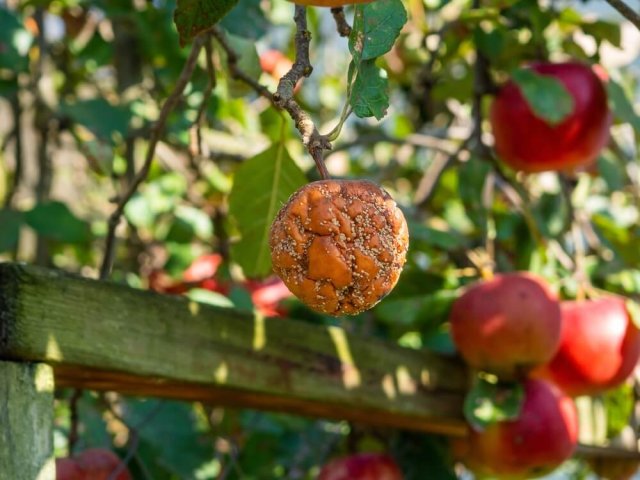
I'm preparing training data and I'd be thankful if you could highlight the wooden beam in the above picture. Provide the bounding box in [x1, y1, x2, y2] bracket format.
[0, 361, 55, 479]
[0, 263, 468, 436]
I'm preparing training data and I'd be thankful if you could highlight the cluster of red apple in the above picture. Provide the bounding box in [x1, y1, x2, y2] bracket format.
[449, 272, 640, 478]
[56, 448, 131, 480]
[148, 254, 293, 317]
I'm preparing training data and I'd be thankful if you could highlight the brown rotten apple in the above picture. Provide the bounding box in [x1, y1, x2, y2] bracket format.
[461, 379, 578, 479]
[269, 180, 408, 315]
[533, 297, 640, 397]
[449, 272, 562, 378]
[490, 62, 611, 173]
[318, 453, 403, 480]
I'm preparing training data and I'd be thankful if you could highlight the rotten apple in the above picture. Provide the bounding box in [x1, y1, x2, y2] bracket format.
[318, 453, 403, 480]
[490, 62, 611, 173]
[449, 272, 562, 378]
[533, 297, 640, 397]
[461, 379, 578, 479]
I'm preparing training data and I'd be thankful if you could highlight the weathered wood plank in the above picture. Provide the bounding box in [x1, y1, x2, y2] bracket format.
[0, 263, 468, 436]
[0, 361, 55, 480]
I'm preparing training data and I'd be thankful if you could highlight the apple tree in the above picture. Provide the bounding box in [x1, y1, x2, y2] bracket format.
[1, 0, 640, 477]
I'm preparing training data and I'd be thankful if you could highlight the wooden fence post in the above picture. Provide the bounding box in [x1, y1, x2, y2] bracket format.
[0, 361, 55, 480]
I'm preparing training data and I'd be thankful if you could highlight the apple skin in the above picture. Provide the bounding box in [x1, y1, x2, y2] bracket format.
[318, 453, 403, 480]
[490, 62, 611, 173]
[532, 297, 640, 397]
[55, 458, 83, 480]
[462, 379, 578, 479]
[449, 272, 562, 378]
[589, 457, 639, 480]
[260, 50, 294, 80]
[244, 276, 293, 317]
[56, 448, 131, 480]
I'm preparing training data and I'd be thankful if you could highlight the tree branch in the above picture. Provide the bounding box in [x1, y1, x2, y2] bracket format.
[274, 6, 330, 179]
[604, 0, 640, 31]
[99, 34, 207, 280]
[331, 7, 352, 37]
[212, 9, 331, 179]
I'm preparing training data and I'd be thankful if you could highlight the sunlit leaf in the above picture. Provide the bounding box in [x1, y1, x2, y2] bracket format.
[229, 143, 307, 278]
[464, 376, 524, 429]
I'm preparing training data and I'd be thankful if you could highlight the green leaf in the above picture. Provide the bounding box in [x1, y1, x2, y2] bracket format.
[24, 202, 89, 243]
[228, 143, 307, 278]
[349, 0, 407, 61]
[606, 79, 640, 130]
[581, 20, 621, 48]
[173, 0, 238, 46]
[391, 432, 457, 480]
[0, 7, 33, 72]
[187, 288, 234, 308]
[511, 68, 575, 125]
[122, 399, 213, 477]
[350, 59, 389, 119]
[464, 376, 524, 430]
[220, 0, 268, 40]
[603, 383, 634, 438]
[625, 299, 640, 329]
[0, 209, 22, 252]
[225, 33, 262, 97]
[60, 98, 131, 144]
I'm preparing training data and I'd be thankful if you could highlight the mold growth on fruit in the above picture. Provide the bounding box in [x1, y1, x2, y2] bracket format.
[269, 180, 409, 315]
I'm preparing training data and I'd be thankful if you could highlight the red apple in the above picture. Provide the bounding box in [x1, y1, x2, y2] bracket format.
[76, 448, 132, 480]
[490, 62, 611, 173]
[462, 379, 578, 479]
[318, 453, 403, 480]
[244, 276, 293, 317]
[449, 272, 562, 378]
[56, 458, 83, 480]
[533, 297, 640, 397]
[260, 50, 293, 80]
[56, 449, 131, 480]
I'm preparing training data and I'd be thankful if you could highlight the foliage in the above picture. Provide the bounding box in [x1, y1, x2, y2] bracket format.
[1, 0, 640, 477]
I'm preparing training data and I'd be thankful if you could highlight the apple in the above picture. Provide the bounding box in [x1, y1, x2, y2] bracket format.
[449, 272, 562, 378]
[532, 297, 640, 397]
[462, 379, 578, 479]
[55, 458, 83, 480]
[244, 276, 293, 317]
[56, 448, 131, 480]
[490, 62, 611, 173]
[260, 50, 294, 81]
[589, 457, 639, 480]
[318, 453, 403, 480]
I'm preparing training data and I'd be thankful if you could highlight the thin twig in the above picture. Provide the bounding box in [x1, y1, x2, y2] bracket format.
[331, 7, 352, 37]
[211, 28, 274, 101]
[99, 34, 207, 279]
[67, 388, 83, 456]
[213, 11, 332, 178]
[275, 6, 330, 178]
[101, 396, 164, 480]
[414, 139, 470, 207]
[603, 0, 640, 31]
